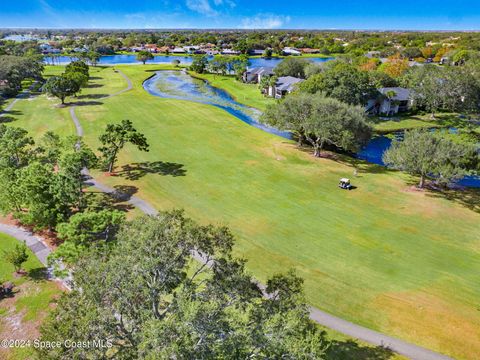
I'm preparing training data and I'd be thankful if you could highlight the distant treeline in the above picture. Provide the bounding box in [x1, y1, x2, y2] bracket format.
[2, 29, 480, 57]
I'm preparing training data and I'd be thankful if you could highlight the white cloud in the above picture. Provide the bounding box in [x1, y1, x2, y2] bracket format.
[240, 14, 290, 29]
[186, 0, 218, 16]
[185, 0, 235, 17]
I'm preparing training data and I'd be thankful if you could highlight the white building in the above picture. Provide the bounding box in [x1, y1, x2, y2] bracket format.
[282, 47, 301, 56]
[366, 87, 412, 116]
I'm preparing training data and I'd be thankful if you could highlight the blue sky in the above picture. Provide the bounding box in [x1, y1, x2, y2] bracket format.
[1, 0, 480, 30]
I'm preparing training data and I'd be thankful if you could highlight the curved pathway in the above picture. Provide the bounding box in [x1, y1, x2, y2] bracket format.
[0, 69, 453, 360]
[0, 223, 51, 266]
[0, 82, 38, 117]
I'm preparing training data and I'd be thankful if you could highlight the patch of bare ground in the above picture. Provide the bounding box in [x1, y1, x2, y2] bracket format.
[0, 282, 60, 359]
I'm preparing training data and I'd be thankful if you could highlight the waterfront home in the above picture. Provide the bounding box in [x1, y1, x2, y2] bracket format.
[300, 48, 320, 54]
[283, 47, 302, 56]
[157, 46, 170, 53]
[221, 49, 241, 55]
[183, 45, 201, 53]
[144, 44, 158, 53]
[366, 87, 412, 116]
[243, 67, 274, 83]
[39, 43, 61, 54]
[249, 49, 265, 56]
[273, 76, 304, 98]
[171, 47, 187, 54]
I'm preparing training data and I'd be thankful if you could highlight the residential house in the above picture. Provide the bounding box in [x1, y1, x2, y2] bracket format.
[249, 49, 265, 56]
[144, 44, 158, 53]
[242, 66, 274, 83]
[73, 46, 88, 53]
[300, 48, 320, 54]
[171, 47, 187, 54]
[157, 46, 170, 53]
[39, 43, 61, 54]
[221, 49, 241, 55]
[183, 45, 201, 54]
[272, 76, 304, 98]
[366, 87, 412, 116]
[282, 47, 301, 56]
[205, 49, 220, 56]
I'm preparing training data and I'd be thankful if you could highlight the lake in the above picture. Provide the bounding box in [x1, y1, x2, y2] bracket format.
[43, 54, 334, 68]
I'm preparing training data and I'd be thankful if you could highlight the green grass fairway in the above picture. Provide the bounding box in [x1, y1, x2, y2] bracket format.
[4, 64, 480, 359]
[0, 233, 61, 360]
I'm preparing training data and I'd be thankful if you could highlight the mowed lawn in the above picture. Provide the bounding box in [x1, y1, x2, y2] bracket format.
[7, 64, 480, 359]
[0, 233, 61, 360]
[370, 112, 477, 133]
[188, 71, 275, 111]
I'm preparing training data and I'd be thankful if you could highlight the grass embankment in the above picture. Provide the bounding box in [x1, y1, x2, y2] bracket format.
[189, 71, 275, 112]
[370, 112, 479, 133]
[0, 233, 61, 360]
[5, 64, 480, 359]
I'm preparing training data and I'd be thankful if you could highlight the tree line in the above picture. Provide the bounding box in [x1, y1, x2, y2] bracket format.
[5, 29, 480, 58]
[190, 54, 250, 80]
[0, 53, 44, 96]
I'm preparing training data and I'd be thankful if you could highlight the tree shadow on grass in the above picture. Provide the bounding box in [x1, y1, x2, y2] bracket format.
[86, 83, 103, 88]
[118, 161, 187, 180]
[111, 185, 139, 202]
[83, 190, 135, 213]
[76, 93, 109, 100]
[334, 154, 391, 175]
[68, 100, 103, 107]
[325, 339, 396, 360]
[0, 109, 22, 123]
[398, 175, 480, 214]
[296, 144, 391, 176]
[424, 186, 480, 214]
[0, 115, 17, 123]
[27, 267, 49, 283]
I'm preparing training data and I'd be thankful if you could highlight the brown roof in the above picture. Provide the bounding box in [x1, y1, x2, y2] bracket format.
[300, 48, 320, 54]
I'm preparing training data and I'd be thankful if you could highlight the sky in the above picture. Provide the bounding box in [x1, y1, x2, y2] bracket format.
[1, 0, 480, 30]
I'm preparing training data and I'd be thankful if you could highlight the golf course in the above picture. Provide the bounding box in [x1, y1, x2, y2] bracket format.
[5, 64, 480, 360]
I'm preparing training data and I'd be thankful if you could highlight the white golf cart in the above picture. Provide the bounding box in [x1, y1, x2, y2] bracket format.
[338, 178, 352, 190]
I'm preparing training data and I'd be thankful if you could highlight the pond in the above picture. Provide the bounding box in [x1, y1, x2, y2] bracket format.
[43, 54, 333, 67]
[143, 70, 291, 138]
[357, 134, 480, 188]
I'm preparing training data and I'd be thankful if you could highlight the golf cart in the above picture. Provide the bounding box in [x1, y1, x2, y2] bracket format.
[339, 178, 352, 190]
